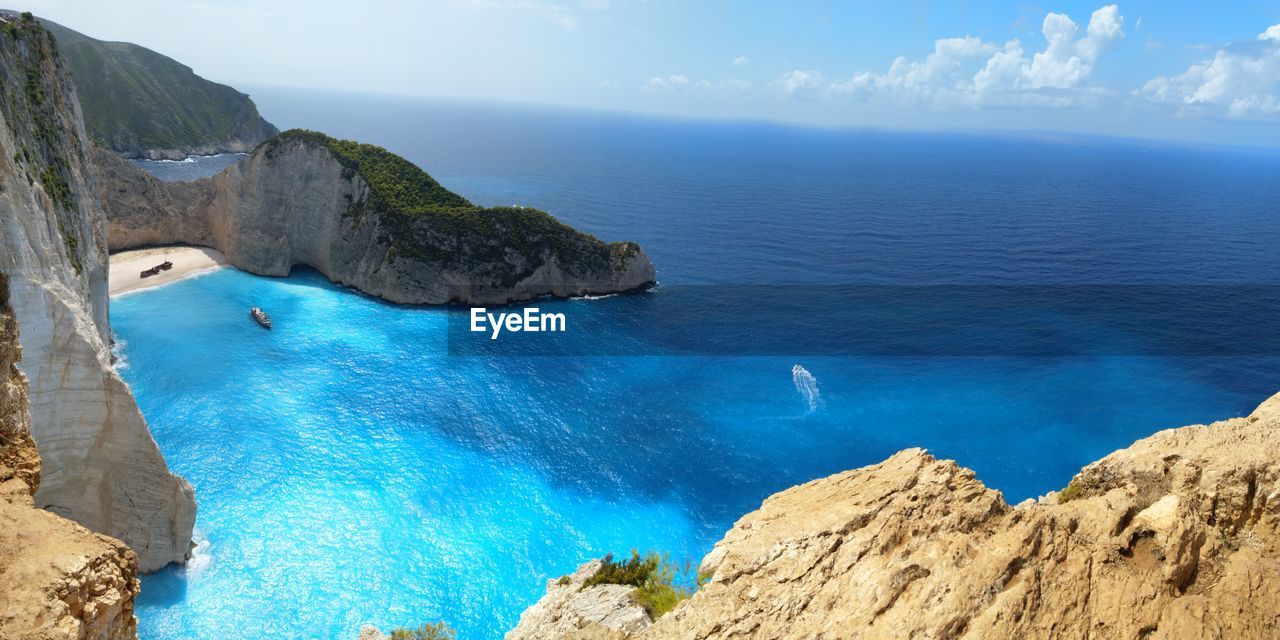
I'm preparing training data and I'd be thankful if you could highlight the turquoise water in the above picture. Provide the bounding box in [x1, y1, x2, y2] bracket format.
[119, 97, 1280, 639]
[116, 271, 1275, 639]
[117, 271, 701, 638]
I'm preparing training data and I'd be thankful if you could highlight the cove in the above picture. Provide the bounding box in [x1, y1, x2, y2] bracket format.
[115, 267, 1274, 639]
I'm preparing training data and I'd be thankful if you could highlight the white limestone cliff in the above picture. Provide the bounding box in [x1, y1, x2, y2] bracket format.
[0, 16, 194, 572]
[94, 133, 656, 306]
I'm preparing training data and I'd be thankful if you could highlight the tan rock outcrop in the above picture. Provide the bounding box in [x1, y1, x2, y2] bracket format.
[0, 16, 194, 572]
[507, 559, 653, 640]
[356, 625, 387, 640]
[1, 273, 140, 640]
[0, 494, 142, 640]
[515, 395, 1280, 639]
[94, 133, 655, 306]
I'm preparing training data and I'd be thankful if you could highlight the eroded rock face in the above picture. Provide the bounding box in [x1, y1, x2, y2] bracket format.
[95, 135, 656, 305]
[507, 559, 652, 640]
[514, 395, 1280, 639]
[0, 275, 141, 640]
[0, 18, 194, 572]
[0, 276, 38, 496]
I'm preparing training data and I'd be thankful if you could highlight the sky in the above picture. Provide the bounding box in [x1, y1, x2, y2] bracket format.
[21, 0, 1280, 146]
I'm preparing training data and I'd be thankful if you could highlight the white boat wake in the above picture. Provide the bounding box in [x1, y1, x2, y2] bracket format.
[792, 364, 821, 413]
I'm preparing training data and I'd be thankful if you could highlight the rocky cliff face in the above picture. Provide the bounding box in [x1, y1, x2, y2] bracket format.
[96, 131, 655, 305]
[1, 273, 141, 640]
[507, 559, 653, 640]
[514, 394, 1280, 639]
[0, 14, 194, 572]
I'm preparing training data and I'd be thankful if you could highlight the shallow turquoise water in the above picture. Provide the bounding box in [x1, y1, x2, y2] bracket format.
[115, 269, 1273, 639]
[116, 270, 703, 638]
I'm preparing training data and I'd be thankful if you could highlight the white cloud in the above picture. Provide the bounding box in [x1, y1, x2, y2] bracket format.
[1136, 22, 1280, 118]
[777, 70, 827, 100]
[827, 36, 995, 105]
[733, 56, 750, 66]
[786, 4, 1124, 108]
[645, 74, 690, 91]
[645, 75, 750, 93]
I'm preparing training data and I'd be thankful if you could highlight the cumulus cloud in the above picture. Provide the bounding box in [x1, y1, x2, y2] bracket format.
[733, 56, 750, 66]
[1136, 22, 1280, 118]
[784, 4, 1124, 108]
[777, 70, 827, 100]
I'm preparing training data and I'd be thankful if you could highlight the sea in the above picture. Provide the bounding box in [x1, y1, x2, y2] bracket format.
[114, 88, 1280, 639]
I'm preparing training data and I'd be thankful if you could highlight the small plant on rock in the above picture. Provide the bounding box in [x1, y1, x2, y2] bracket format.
[583, 551, 696, 620]
[388, 622, 456, 640]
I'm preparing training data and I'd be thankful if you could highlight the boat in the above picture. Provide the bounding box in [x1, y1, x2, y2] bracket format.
[139, 261, 173, 278]
[250, 307, 272, 329]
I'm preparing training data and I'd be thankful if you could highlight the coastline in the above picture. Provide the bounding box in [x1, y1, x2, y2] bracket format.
[109, 246, 228, 296]
[133, 152, 248, 164]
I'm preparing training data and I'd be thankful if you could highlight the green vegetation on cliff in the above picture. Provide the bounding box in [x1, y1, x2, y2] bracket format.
[36, 17, 278, 157]
[388, 622, 456, 640]
[584, 551, 696, 620]
[261, 129, 644, 287]
[0, 12, 85, 272]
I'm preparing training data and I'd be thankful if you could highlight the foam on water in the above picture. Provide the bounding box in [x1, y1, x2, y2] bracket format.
[132, 153, 246, 181]
[184, 532, 213, 577]
[792, 364, 821, 413]
[111, 338, 129, 371]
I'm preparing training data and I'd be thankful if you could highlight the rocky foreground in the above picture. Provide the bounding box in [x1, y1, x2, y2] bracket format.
[1, 276, 139, 640]
[507, 395, 1280, 639]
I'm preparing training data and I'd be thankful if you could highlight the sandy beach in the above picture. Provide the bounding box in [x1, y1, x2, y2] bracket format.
[109, 246, 228, 296]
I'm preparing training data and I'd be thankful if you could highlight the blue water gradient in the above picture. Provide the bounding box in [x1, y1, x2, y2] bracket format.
[115, 270, 1280, 639]
[118, 98, 1280, 639]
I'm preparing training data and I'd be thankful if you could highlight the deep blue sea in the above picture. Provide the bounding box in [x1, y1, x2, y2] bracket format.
[116, 90, 1280, 640]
